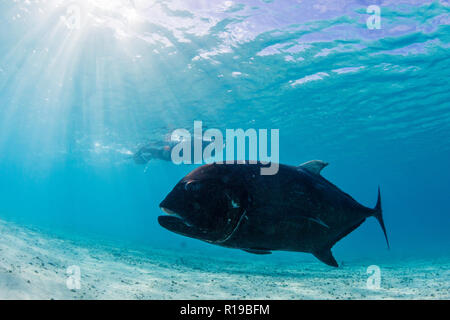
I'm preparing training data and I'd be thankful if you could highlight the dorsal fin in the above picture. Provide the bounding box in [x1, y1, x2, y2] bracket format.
[299, 160, 329, 175]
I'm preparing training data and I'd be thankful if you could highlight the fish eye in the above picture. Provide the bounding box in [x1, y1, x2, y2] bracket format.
[184, 180, 201, 192]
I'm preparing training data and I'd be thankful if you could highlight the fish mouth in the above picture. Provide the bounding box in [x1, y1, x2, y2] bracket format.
[160, 207, 183, 218]
[159, 206, 189, 224]
[158, 206, 198, 237]
[158, 206, 224, 242]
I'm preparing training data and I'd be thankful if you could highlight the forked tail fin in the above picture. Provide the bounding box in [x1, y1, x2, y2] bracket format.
[373, 187, 389, 249]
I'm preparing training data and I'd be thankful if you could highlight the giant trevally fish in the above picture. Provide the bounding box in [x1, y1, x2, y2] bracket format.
[158, 161, 389, 267]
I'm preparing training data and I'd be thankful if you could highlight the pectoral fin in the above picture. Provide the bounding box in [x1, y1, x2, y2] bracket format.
[308, 217, 329, 229]
[243, 249, 272, 255]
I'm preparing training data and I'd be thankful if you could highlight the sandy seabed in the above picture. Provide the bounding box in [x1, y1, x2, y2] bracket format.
[0, 219, 448, 300]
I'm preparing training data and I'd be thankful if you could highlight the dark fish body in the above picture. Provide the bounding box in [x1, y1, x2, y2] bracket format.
[159, 161, 388, 267]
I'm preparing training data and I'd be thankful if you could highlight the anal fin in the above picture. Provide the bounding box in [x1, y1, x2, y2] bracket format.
[312, 219, 365, 268]
[313, 248, 338, 267]
[243, 249, 272, 255]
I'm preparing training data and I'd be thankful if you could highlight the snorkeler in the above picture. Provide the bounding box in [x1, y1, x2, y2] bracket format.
[133, 142, 173, 164]
[133, 136, 215, 165]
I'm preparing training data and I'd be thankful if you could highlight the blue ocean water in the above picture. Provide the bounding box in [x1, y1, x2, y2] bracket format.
[0, 0, 449, 264]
